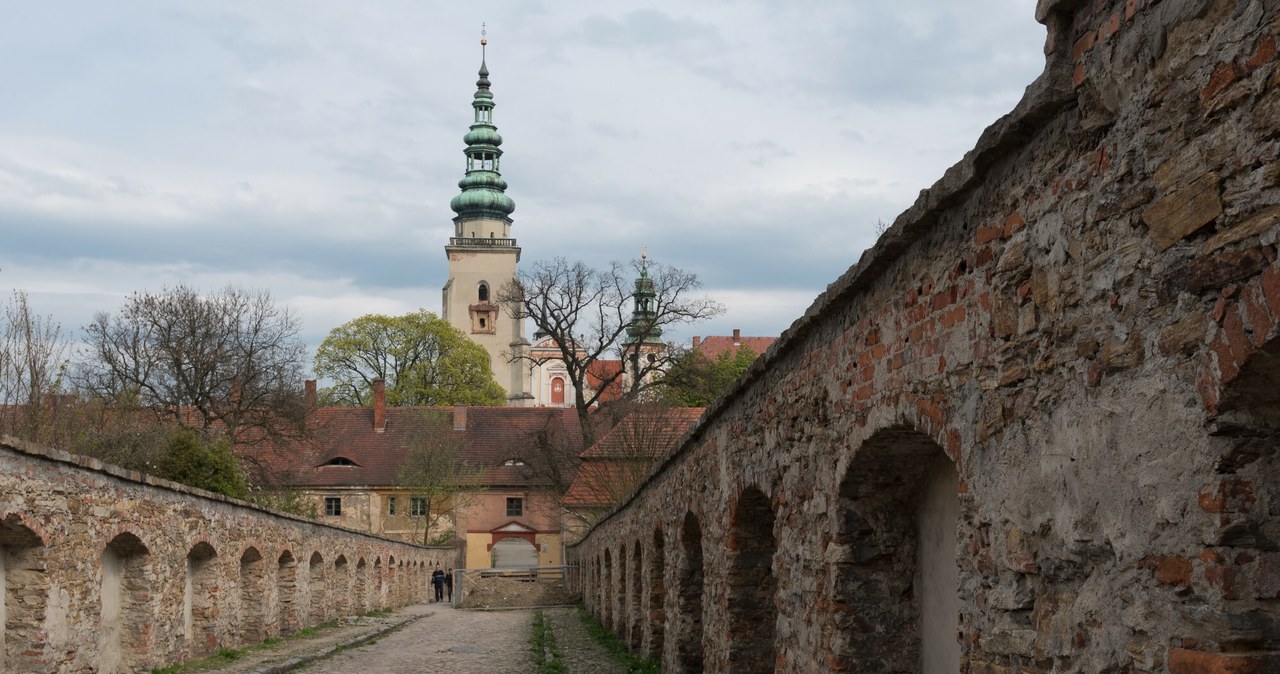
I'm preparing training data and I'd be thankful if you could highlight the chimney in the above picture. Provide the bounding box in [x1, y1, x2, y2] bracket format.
[304, 379, 317, 427]
[692, 336, 701, 349]
[732, 328, 741, 346]
[373, 379, 386, 433]
[453, 405, 467, 431]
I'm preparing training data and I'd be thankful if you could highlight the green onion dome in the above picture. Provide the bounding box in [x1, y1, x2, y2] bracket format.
[451, 53, 516, 222]
[450, 182, 516, 218]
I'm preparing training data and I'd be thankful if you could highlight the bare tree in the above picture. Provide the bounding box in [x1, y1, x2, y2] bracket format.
[397, 410, 485, 545]
[79, 285, 307, 445]
[0, 290, 71, 443]
[496, 257, 722, 446]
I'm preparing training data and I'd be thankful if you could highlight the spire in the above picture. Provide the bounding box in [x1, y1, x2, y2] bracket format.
[450, 25, 516, 224]
[624, 249, 664, 346]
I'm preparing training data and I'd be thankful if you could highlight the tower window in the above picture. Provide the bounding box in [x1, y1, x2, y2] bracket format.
[479, 317, 487, 329]
[478, 283, 489, 302]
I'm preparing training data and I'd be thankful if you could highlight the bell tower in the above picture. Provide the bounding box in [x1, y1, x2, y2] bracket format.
[441, 30, 530, 404]
[622, 249, 667, 394]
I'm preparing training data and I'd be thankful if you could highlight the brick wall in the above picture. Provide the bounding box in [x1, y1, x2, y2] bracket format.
[0, 436, 451, 673]
[570, 0, 1280, 672]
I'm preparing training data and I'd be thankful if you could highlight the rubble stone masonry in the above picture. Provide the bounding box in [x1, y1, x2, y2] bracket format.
[0, 436, 449, 673]
[570, 0, 1280, 671]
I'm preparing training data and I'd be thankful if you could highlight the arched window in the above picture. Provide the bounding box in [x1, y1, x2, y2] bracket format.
[478, 283, 489, 302]
[321, 457, 356, 467]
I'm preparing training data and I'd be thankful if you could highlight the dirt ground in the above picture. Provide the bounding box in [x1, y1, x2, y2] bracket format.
[456, 574, 581, 608]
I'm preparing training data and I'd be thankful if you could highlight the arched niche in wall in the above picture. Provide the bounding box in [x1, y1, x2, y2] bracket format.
[630, 540, 643, 650]
[308, 552, 326, 625]
[677, 512, 705, 673]
[602, 548, 613, 632]
[726, 486, 778, 673]
[616, 542, 627, 635]
[185, 541, 219, 658]
[276, 550, 298, 636]
[648, 526, 666, 660]
[238, 547, 265, 644]
[99, 532, 150, 673]
[1210, 334, 1280, 624]
[333, 555, 350, 618]
[355, 558, 369, 613]
[828, 426, 961, 672]
[1, 515, 47, 672]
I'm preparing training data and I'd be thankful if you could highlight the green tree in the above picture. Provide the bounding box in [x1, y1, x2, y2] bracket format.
[314, 310, 505, 407]
[156, 428, 250, 499]
[659, 345, 759, 407]
[396, 411, 484, 545]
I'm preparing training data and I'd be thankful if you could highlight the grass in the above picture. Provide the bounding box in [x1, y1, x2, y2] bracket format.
[149, 608, 393, 673]
[530, 610, 568, 674]
[577, 607, 661, 674]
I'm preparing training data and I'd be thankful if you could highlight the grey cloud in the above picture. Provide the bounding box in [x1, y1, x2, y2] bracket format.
[729, 139, 794, 166]
[580, 9, 718, 49]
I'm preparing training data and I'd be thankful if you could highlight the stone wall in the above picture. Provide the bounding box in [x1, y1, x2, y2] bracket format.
[0, 436, 450, 673]
[569, 0, 1280, 672]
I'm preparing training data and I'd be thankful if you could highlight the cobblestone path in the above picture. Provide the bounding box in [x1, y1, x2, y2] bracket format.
[300, 604, 534, 673]
[193, 603, 631, 674]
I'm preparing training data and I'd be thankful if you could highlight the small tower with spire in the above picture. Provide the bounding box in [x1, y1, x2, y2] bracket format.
[442, 27, 531, 404]
[622, 248, 667, 394]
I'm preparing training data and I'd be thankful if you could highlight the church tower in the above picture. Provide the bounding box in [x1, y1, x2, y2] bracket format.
[622, 250, 667, 394]
[442, 34, 530, 404]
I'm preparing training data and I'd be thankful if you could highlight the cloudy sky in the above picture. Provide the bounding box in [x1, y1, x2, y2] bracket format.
[0, 2, 1045, 367]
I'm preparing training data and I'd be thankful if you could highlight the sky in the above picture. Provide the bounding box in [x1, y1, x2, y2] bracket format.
[0, 1, 1046, 369]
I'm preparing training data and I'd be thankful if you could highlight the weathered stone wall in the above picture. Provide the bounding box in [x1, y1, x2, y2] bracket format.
[570, 0, 1280, 672]
[0, 436, 450, 673]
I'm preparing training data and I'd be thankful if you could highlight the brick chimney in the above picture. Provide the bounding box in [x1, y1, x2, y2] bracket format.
[453, 405, 467, 431]
[732, 328, 741, 346]
[692, 336, 701, 349]
[372, 379, 386, 433]
[304, 379, 317, 427]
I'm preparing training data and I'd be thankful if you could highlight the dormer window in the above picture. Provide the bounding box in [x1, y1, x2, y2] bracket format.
[321, 457, 356, 467]
[502, 458, 526, 466]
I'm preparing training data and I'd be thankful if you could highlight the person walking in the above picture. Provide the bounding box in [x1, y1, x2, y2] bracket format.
[445, 567, 454, 603]
[431, 564, 445, 603]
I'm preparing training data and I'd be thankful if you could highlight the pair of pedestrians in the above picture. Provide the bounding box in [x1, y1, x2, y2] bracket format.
[430, 564, 454, 603]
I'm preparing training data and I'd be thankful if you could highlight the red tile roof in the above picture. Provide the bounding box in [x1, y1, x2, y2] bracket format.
[244, 406, 581, 489]
[586, 359, 624, 402]
[579, 407, 704, 459]
[563, 461, 639, 507]
[562, 407, 703, 508]
[695, 335, 776, 361]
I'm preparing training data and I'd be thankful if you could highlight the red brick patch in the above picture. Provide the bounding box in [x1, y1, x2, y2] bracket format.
[1201, 62, 1241, 106]
[1197, 480, 1256, 514]
[1003, 211, 1026, 237]
[1167, 648, 1280, 674]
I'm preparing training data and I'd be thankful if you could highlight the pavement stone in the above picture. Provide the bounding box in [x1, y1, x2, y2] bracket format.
[192, 602, 633, 674]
